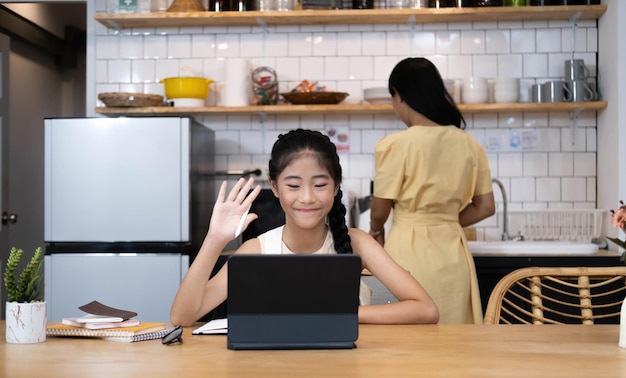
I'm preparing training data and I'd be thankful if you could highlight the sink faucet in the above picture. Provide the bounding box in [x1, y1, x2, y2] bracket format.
[491, 178, 523, 242]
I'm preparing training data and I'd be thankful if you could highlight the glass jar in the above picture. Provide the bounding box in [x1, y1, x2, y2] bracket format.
[352, 0, 374, 9]
[473, 0, 502, 5]
[503, 0, 527, 5]
[387, 0, 407, 8]
[428, 0, 470, 7]
[407, 0, 427, 7]
[251, 67, 279, 106]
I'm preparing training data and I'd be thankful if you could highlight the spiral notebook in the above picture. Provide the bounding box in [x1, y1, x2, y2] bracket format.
[46, 322, 167, 342]
[104, 329, 170, 343]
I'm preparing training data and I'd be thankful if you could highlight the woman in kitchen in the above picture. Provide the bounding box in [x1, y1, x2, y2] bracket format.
[170, 128, 439, 327]
[369, 57, 495, 324]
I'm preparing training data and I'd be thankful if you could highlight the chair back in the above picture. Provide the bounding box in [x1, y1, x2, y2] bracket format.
[484, 266, 626, 324]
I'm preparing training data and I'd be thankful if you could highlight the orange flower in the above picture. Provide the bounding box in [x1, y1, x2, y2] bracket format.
[608, 201, 626, 256]
[611, 206, 626, 230]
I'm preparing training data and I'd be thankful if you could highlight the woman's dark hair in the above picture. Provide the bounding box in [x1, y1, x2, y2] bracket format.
[388, 57, 466, 129]
[268, 129, 352, 254]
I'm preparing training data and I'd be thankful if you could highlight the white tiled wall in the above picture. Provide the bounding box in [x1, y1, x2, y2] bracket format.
[93, 2, 599, 240]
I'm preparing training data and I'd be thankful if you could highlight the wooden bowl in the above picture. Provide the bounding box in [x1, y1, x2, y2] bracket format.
[281, 91, 349, 105]
[98, 92, 164, 107]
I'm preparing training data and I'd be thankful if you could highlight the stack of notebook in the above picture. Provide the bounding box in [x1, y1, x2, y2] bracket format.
[46, 301, 168, 342]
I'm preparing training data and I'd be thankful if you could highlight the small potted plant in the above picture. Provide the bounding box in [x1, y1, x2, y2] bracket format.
[3, 246, 46, 343]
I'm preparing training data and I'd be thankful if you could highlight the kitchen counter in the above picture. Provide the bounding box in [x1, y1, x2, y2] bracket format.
[469, 241, 600, 256]
[215, 249, 623, 320]
[473, 249, 619, 257]
[473, 249, 623, 316]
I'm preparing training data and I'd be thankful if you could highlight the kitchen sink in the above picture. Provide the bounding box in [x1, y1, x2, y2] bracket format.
[468, 241, 600, 256]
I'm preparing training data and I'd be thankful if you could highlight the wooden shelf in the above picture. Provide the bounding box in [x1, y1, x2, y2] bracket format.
[94, 5, 606, 29]
[94, 101, 607, 117]
[94, 5, 608, 119]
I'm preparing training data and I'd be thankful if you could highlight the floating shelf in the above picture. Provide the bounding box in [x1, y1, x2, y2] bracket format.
[94, 5, 606, 29]
[94, 101, 608, 117]
[94, 4, 608, 119]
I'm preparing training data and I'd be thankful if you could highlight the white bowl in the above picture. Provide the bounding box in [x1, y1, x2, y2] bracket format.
[363, 87, 388, 97]
[443, 81, 456, 94]
[364, 97, 392, 105]
[494, 90, 520, 103]
[462, 77, 488, 89]
[494, 78, 520, 88]
[462, 88, 489, 104]
[364, 87, 391, 104]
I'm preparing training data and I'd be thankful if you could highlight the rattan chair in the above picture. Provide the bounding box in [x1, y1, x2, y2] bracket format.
[483, 266, 626, 324]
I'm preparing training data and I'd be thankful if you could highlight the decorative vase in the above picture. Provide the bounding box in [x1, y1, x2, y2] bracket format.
[619, 299, 626, 348]
[5, 301, 47, 344]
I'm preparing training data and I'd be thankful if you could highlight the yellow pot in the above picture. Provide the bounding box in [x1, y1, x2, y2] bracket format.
[160, 77, 214, 99]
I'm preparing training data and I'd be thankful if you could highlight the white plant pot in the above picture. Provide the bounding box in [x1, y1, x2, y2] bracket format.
[5, 301, 47, 344]
[619, 299, 626, 348]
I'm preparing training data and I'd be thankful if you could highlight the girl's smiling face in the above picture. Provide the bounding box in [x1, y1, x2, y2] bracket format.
[271, 152, 339, 230]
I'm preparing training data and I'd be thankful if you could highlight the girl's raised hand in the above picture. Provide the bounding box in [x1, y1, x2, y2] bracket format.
[207, 177, 262, 243]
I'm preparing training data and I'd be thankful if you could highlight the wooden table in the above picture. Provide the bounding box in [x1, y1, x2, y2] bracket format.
[2, 322, 626, 377]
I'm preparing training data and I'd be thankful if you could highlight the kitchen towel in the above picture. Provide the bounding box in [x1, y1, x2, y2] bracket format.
[221, 58, 251, 106]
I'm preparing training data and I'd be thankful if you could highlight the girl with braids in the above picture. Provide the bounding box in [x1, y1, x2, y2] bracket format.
[170, 129, 439, 327]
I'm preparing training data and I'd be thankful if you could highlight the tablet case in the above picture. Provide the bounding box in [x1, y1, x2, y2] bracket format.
[226, 254, 361, 350]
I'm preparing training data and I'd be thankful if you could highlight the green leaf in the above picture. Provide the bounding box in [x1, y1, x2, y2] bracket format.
[4, 247, 44, 303]
[3, 248, 22, 302]
[607, 237, 626, 250]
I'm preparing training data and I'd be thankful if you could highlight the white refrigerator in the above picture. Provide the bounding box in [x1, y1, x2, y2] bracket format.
[43, 117, 215, 322]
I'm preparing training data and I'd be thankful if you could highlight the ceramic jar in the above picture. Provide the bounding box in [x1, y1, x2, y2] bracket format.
[493, 78, 520, 103]
[461, 77, 489, 104]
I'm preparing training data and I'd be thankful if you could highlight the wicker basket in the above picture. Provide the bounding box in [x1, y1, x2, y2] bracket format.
[98, 92, 164, 107]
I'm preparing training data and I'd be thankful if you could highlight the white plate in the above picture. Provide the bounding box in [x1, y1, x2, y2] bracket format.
[364, 97, 391, 105]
